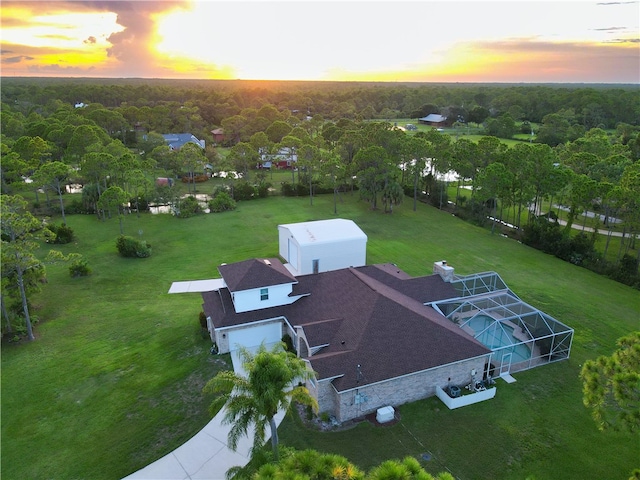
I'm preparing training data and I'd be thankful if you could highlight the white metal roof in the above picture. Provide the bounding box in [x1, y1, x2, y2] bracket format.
[168, 278, 225, 294]
[278, 219, 367, 246]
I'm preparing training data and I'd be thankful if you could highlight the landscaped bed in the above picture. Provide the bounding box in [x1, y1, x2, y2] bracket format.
[435, 384, 497, 410]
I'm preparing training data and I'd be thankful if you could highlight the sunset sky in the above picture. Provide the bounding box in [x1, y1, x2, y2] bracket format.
[1, 0, 638, 83]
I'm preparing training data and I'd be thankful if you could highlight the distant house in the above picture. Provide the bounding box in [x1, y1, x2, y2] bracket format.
[211, 128, 226, 144]
[170, 220, 574, 423]
[156, 177, 174, 187]
[418, 114, 448, 127]
[162, 133, 205, 151]
[259, 147, 297, 169]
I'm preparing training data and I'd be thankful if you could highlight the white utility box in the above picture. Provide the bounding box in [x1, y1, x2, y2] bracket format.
[376, 406, 395, 423]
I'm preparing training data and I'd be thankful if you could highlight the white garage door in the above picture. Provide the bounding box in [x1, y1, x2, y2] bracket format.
[227, 323, 282, 351]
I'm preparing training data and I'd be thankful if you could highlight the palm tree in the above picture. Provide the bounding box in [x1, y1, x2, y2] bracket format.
[203, 343, 318, 461]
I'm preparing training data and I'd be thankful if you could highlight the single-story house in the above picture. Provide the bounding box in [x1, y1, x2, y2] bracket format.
[172, 220, 573, 423]
[418, 114, 448, 127]
[162, 133, 205, 150]
[202, 259, 495, 422]
[259, 147, 297, 169]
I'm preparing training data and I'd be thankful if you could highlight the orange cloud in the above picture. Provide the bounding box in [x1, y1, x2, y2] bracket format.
[1, 0, 191, 78]
[326, 38, 640, 84]
[1, 1, 638, 82]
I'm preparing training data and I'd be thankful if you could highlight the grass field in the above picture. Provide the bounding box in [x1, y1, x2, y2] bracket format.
[1, 191, 638, 479]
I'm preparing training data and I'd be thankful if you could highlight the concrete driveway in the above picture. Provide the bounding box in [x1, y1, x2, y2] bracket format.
[123, 344, 284, 480]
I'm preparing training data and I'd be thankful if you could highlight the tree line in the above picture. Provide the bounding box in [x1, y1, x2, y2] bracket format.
[2, 80, 640, 340]
[2, 77, 638, 136]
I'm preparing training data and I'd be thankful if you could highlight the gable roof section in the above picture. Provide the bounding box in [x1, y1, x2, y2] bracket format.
[300, 318, 344, 349]
[219, 258, 297, 292]
[279, 219, 367, 246]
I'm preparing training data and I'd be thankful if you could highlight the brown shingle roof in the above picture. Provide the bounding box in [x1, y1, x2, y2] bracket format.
[218, 258, 297, 292]
[301, 318, 344, 348]
[355, 264, 458, 303]
[203, 263, 490, 392]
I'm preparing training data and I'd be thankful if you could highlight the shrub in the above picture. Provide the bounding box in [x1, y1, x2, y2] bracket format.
[47, 223, 74, 244]
[65, 199, 93, 214]
[181, 174, 209, 183]
[69, 258, 91, 277]
[129, 196, 149, 212]
[428, 182, 448, 208]
[233, 181, 257, 201]
[208, 192, 237, 213]
[199, 311, 208, 329]
[281, 181, 328, 197]
[457, 199, 489, 227]
[212, 185, 231, 197]
[609, 254, 640, 287]
[174, 196, 202, 218]
[116, 235, 151, 258]
[282, 333, 294, 352]
[256, 182, 272, 198]
[281, 181, 297, 197]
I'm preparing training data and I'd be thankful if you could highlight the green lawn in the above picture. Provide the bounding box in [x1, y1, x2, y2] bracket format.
[2, 192, 638, 479]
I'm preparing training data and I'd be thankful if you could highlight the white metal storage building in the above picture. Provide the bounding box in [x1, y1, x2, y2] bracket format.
[278, 219, 367, 276]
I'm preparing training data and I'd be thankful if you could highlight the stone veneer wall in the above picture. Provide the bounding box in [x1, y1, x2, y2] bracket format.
[316, 379, 339, 416]
[327, 356, 489, 422]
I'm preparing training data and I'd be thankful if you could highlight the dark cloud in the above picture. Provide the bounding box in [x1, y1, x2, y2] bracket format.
[27, 64, 96, 75]
[2, 55, 34, 64]
[2, 0, 190, 76]
[84, 36, 97, 44]
[78, 1, 190, 76]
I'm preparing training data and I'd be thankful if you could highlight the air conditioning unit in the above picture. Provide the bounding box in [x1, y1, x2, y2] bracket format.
[376, 406, 394, 423]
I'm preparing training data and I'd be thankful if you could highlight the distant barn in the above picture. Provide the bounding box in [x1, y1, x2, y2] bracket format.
[418, 114, 448, 127]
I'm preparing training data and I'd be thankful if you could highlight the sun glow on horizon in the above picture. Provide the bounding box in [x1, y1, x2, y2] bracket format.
[150, 1, 639, 82]
[1, 1, 638, 82]
[2, 9, 121, 50]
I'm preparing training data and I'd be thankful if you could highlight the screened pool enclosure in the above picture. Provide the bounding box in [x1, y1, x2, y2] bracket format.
[431, 272, 574, 376]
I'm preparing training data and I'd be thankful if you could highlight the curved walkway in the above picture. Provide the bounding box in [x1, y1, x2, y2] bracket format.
[123, 346, 285, 480]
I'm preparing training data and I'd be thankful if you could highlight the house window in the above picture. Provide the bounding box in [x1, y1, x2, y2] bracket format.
[260, 288, 269, 301]
[312, 259, 319, 274]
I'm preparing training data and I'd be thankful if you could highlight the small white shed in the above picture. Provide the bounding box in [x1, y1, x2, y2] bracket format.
[278, 219, 367, 276]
